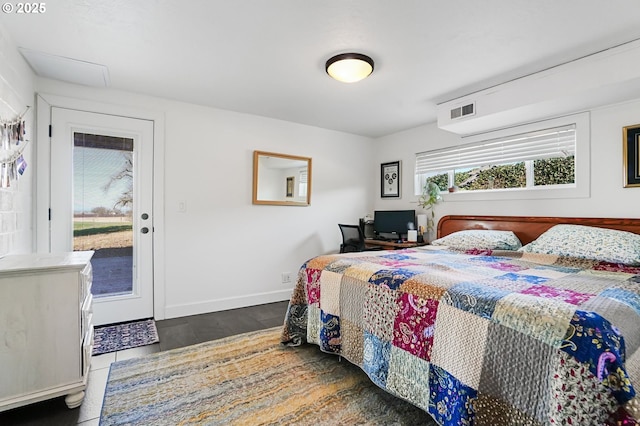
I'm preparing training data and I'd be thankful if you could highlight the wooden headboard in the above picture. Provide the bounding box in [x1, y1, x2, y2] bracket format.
[437, 215, 640, 245]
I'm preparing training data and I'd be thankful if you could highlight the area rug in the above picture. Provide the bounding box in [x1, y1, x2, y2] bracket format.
[99, 327, 436, 425]
[93, 319, 159, 356]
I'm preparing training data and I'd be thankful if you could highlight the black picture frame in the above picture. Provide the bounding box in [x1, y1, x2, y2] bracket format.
[381, 161, 401, 198]
[623, 124, 640, 188]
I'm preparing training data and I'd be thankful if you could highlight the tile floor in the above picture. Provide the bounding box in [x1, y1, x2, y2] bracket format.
[0, 301, 289, 426]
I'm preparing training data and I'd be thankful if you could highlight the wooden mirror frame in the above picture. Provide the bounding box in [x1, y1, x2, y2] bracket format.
[252, 150, 312, 206]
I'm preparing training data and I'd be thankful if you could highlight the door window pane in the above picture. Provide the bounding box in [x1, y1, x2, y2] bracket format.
[73, 133, 134, 298]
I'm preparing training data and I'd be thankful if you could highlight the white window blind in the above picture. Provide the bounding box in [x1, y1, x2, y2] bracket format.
[415, 124, 576, 175]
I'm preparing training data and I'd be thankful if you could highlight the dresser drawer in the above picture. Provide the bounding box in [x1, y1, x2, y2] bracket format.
[80, 294, 93, 343]
[82, 325, 94, 377]
[80, 262, 93, 304]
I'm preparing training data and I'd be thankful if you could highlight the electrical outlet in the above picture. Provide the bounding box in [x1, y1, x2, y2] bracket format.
[281, 272, 292, 283]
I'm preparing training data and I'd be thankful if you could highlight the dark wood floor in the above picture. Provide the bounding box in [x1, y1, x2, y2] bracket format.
[0, 301, 290, 426]
[155, 300, 289, 351]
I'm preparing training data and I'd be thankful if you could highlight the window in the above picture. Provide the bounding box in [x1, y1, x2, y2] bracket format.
[414, 113, 589, 201]
[298, 169, 307, 198]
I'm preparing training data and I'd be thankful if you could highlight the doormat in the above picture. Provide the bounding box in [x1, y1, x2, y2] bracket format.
[93, 319, 159, 356]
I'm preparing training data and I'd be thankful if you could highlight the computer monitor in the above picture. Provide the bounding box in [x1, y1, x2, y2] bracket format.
[373, 210, 415, 240]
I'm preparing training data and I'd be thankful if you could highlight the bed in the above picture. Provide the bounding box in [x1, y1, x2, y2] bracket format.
[281, 215, 640, 425]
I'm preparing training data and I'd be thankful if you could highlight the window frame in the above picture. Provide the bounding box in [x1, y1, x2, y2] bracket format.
[414, 112, 590, 202]
[298, 169, 308, 198]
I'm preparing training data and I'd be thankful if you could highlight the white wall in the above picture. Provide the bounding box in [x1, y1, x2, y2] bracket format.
[35, 78, 374, 318]
[0, 24, 35, 255]
[34, 77, 640, 320]
[10, 23, 638, 321]
[373, 98, 640, 235]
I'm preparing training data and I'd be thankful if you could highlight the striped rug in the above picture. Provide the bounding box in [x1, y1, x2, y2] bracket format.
[100, 327, 436, 425]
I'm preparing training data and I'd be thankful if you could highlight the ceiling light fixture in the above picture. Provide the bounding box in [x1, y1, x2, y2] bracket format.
[325, 53, 374, 83]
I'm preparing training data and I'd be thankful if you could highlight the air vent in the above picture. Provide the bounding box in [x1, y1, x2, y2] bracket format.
[450, 102, 475, 120]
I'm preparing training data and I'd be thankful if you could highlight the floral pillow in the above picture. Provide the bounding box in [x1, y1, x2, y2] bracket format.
[518, 224, 640, 265]
[431, 230, 522, 251]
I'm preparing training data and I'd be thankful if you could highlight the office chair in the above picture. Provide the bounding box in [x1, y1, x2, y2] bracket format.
[338, 224, 365, 253]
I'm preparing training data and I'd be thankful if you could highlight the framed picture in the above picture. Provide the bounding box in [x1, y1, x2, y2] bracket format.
[286, 176, 294, 197]
[623, 124, 640, 187]
[381, 161, 401, 198]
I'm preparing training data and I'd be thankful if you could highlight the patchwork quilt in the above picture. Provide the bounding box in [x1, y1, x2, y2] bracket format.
[281, 246, 640, 425]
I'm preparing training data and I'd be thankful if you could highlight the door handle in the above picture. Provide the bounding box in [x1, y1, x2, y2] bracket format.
[141, 227, 149, 234]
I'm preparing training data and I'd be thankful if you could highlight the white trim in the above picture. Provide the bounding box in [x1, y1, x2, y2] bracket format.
[34, 93, 167, 320]
[35, 94, 51, 253]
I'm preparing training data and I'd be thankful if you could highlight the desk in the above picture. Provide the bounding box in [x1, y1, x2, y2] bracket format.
[364, 239, 428, 250]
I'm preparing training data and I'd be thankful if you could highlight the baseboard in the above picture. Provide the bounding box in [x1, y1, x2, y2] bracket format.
[162, 289, 292, 320]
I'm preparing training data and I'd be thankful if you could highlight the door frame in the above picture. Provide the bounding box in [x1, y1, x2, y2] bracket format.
[51, 108, 154, 325]
[35, 93, 167, 320]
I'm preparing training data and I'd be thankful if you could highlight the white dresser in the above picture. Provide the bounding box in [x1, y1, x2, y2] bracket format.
[0, 251, 94, 411]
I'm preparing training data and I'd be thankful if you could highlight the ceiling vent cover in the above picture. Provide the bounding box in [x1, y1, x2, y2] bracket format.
[19, 48, 110, 87]
[450, 102, 475, 120]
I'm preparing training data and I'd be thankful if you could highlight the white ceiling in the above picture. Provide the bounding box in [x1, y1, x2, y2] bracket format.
[2, 0, 640, 138]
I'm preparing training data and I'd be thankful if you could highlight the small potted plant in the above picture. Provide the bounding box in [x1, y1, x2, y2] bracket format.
[418, 181, 442, 239]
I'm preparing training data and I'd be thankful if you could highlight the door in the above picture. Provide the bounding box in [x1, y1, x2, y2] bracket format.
[50, 108, 154, 325]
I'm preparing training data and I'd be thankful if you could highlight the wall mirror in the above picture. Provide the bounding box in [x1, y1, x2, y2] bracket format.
[253, 150, 312, 206]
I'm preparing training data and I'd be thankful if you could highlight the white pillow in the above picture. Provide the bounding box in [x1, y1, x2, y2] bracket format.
[431, 230, 522, 251]
[518, 224, 640, 265]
